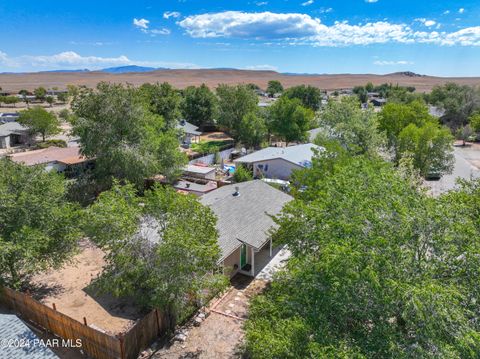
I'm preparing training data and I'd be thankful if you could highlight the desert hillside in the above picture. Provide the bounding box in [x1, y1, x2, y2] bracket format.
[1, 69, 480, 92]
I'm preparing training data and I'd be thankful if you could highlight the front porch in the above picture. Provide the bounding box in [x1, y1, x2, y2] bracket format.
[236, 241, 290, 279]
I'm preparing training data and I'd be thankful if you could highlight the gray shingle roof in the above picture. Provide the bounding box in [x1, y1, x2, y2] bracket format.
[200, 180, 292, 261]
[234, 143, 323, 168]
[176, 120, 202, 136]
[0, 122, 28, 137]
[0, 312, 58, 358]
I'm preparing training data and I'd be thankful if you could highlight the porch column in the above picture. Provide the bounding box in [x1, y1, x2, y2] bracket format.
[270, 238, 272, 257]
[251, 246, 255, 277]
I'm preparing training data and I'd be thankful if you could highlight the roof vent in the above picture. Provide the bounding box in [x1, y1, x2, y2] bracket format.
[233, 186, 240, 197]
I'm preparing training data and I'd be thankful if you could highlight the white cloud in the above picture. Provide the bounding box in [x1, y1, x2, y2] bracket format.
[365, 0, 378, 3]
[302, 0, 314, 6]
[163, 11, 181, 19]
[459, 8, 465, 14]
[133, 18, 150, 29]
[178, 11, 480, 47]
[256, 1, 268, 5]
[150, 28, 171, 35]
[0, 50, 198, 71]
[374, 60, 413, 66]
[416, 18, 436, 27]
[443, 10, 450, 15]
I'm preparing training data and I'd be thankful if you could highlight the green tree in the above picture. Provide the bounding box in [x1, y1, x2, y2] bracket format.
[429, 83, 480, 131]
[138, 82, 182, 129]
[238, 111, 267, 149]
[266, 80, 284, 97]
[365, 81, 374, 92]
[469, 112, 480, 133]
[269, 96, 313, 143]
[84, 183, 227, 329]
[456, 125, 474, 146]
[233, 164, 253, 182]
[0, 159, 81, 289]
[246, 155, 480, 358]
[57, 92, 69, 103]
[19, 89, 30, 108]
[34, 86, 47, 101]
[45, 95, 55, 107]
[317, 96, 384, 156]
[283, 85, 322, 111]
[379, 100, 434, 154]
[72, 82, 187, 188]
[18, 106, 61, 142]
[397, 122, 454, 177]
[353, 85, 368, 103]
[2, 96, 19, 108]
[216, 84, 258, 138]
[182, 84, 218, 127]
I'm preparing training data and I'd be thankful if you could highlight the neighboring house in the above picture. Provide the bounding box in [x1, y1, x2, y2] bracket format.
[177, 120, 202, 145]
[429, 105, 446, 118]
[200, 180, 292, 277]
[184, 164, 216, 180]
[234, 143, 323, 180]
[173, 179, 218, 196]
[9, 146, 91, 176]
[0, 122, 30, 149]
[0, 112, 20, 124]
[0, 311, 58, 359]
[371, 98, 387, 107]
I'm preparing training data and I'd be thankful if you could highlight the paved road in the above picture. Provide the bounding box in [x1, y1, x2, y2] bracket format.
[426, 146, 480, 196]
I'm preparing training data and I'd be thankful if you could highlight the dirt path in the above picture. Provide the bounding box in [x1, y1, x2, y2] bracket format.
[150, 276, 268, 359]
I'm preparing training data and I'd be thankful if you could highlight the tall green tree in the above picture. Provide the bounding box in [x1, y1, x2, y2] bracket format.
[397, 122, 454, 177]
[429, 83, 480, 131]
[182, 84, 218, 127]
[84, 183, 227, 329]
[246, 155, 480, 358]
[283, 85, 322, 111]
[317, 96, 384, 156]
[266, 80, 284, 97]
[72, 82, 187, 188]
[18, 106, 61, 142]
[34, 86, 47, 101]
[216, 84, 258, 138]
[268, 96, 313, 143]
[238, 111, 268, 149]
[138, 82, 182, 129]
[0, 159, 82, 289]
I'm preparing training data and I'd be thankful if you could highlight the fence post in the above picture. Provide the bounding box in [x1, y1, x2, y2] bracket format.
[52, 303, 56, 311]
[155, 309, 161, 335]
[118, 334, 125, 359]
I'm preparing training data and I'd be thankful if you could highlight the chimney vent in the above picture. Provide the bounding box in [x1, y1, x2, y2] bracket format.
[233, 186, 240, 197]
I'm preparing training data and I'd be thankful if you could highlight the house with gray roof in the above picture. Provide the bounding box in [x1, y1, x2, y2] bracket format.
[234, 143, 323, 180]
[0, 122, 31, 149]
[0, 311, 58, 358]
[200, 180, 292, 277]
[176, 120, 202, 145]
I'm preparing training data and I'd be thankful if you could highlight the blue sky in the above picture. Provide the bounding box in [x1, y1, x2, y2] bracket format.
[1, 0, 480, 76]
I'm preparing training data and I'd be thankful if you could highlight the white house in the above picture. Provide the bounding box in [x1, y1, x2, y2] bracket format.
[176, 120, 201, 145]
[200, 180, 292, 277]
[0, 122, 30, 149]
[234, 143, 323, 180]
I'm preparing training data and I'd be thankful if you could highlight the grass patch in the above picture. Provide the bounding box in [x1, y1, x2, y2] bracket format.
[191, 140, 233, 154]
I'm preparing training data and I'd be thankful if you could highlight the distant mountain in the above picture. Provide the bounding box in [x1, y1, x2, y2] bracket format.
[39, 69, 90, 73]
[100, 65, 162, 74]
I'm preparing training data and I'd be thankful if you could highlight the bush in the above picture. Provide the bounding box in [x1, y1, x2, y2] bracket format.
[35, 139, 68, 149]
[233, 164, 253, 182]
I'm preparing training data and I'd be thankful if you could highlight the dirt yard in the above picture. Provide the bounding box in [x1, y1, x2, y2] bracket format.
[31, 240, 143, 335]
[151, 276, 269, 359]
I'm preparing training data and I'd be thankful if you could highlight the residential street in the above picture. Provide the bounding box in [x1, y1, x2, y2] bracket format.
[425, 145, 480, 196]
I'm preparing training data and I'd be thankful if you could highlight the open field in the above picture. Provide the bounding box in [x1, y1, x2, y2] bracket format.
[1, 69, 480, 92]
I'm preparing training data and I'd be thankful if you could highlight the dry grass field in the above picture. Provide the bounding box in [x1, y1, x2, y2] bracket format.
[1, 69, 480, 92]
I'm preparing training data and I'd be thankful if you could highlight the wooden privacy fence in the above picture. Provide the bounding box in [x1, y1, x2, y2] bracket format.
[1, 287, 166, 359]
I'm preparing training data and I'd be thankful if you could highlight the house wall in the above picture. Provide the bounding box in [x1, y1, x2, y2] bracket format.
[252, 158, 303, 180]
[0, 135, 9, 149]
[222, 247, 241, 278]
